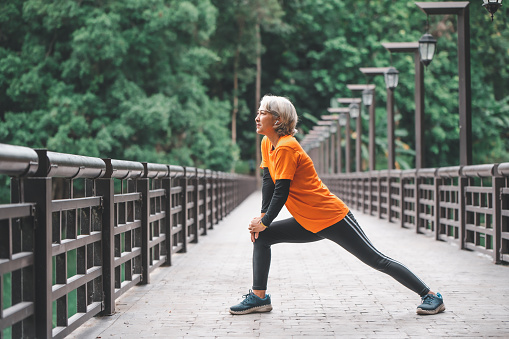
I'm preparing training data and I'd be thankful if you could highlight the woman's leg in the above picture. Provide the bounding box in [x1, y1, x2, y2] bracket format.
[252, 217, 322, 291]
[318, 212, 430, 297]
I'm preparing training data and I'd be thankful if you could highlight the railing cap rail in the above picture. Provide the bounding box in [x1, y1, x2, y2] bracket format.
[0, 143, 39, 177]
[437, 165, 461, 178]
[104, 159, 144, 179]
[389, 169, 403, 178]
[496, 162, 509, 176]
[417, 167, 438, 177]
[185, 167, 197, 178]
[401, 169, 417, 177]
[143, 163, 169, 178]
[461, 164, 495, 178]
[36, 150, 106, 179]
[169, 165, 185, 177]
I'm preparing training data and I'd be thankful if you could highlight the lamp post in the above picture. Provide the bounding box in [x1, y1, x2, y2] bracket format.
[350, 102, 362, 173]
[310, 125, 330, 174]
[318, 120, 336, 174]
[385, 67, 399, 171]
[359, 67, 398, 170]
[308, 130, 324, 173]
[322, 114, 340, 174]
[348, 84, 376, 171]
[336, 98, 362, 172]
[416, 1, 472, 166]
[327, 107, 350, 172]
[382, 41, 425, 169]
[309, 127, 329, 174]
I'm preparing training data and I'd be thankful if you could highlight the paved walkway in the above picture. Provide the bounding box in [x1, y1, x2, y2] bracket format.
[71, 191, 509, 338]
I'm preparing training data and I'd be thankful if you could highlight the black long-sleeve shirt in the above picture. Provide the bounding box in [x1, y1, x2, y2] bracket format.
[260, 167, 291, 227]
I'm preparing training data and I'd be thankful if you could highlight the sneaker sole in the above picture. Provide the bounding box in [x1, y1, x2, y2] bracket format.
[229, 304, 273, 315]
[416, 303, 445, 315]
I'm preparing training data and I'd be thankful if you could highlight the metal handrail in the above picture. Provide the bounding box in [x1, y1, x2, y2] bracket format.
[0, 144, 39, 177]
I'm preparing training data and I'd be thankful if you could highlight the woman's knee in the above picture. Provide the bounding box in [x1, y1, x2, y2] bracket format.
[253, 233, 271, 248]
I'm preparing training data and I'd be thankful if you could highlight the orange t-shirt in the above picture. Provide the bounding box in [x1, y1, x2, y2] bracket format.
[260, 135, 349, 233]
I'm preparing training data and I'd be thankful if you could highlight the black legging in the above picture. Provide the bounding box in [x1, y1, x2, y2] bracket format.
[252, 211, 430, 297]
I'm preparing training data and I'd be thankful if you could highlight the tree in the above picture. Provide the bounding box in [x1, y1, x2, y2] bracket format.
[0, 0, 235, 171]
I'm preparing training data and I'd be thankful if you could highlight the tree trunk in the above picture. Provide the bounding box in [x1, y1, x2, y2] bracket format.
[232, 46, 240, 145]
[255, 21, 262, 188]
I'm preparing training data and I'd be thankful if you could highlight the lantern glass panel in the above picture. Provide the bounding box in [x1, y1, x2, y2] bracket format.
[349, 103, 360, 119]
[362, 89, 373, 106]
[339, 114, 347, 126]
[419, 33, 437, 66]
[384, 67, 399, 89]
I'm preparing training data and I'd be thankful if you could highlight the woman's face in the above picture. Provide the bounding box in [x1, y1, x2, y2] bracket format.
[255, 106, 278, 135]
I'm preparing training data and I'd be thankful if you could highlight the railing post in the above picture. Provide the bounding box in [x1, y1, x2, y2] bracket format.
[377, 172, 382, 220]
[181, 169, 189, 253]
[493, 168, 503, 264]
[400, 174, 405, 228]
[138, 177, 150, 284]
[24, 176, 52, 338]
[388, 173, 393, 223]
[459, 169, 467, 250]
[205, 170, 213, 230]
[193, 168, 199, 241]
[162, 173, 172, 266]
[218, 172, 224, 221]
[415, 172, 421, 234]
[212, 171, 218, 225]
[434, 174, 442, 241]
[201, 169, 208, 235]
[96, 176, 115, 315]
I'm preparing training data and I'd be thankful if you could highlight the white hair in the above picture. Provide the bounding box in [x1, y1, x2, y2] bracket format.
[259, 95, 298, 136]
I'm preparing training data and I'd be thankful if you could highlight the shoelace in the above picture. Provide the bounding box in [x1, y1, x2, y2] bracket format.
[422, 294, 440, 304]
[241, 292, 256, 304]
[421, 295, 434, 304]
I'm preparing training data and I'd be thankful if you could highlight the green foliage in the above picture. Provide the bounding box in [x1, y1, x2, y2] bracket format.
[0, 0, 508, 176]
[0, 0, 233, 171]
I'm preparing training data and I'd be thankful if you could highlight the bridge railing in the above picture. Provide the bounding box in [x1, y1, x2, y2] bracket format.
[321, 162, 509, 265]
[0, 144, 257, 339]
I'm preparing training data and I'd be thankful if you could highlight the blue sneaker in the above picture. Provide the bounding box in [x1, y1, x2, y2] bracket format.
[229, 290, 273, 315]
[417, 292, 445, 315]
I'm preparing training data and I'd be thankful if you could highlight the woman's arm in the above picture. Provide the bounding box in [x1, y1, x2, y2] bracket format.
[260, 178, 291, 227]
[261, 167, 274, 214]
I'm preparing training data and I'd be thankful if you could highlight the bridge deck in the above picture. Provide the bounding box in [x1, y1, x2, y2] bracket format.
[71, 191, 509, 338]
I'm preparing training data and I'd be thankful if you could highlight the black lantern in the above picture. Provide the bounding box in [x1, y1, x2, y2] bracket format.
[419, 33, 437, 67]
[362, 88, 373, 107]
[483, 0, 503, 21]
[384, 67, 399, 90]
[349, 103, 360, 119]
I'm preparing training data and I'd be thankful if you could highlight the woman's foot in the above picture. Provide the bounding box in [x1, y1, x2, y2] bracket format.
[417, 292, 445, 315]
[229, 290, 272, 315]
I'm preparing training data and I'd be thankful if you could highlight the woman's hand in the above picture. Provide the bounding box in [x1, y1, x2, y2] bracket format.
[248, 216, 266, 242]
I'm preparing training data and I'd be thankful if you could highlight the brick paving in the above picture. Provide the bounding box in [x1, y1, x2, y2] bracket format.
[71, 191, 509, 338]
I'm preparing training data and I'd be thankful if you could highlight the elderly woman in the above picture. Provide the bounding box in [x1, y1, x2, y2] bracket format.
[229, 95, 445, 316]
